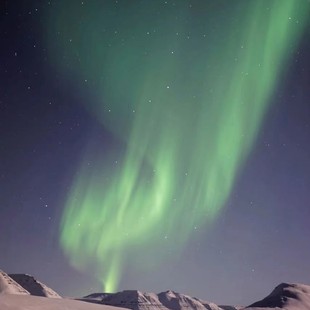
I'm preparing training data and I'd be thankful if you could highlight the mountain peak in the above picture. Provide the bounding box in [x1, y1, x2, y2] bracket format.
[9, 273, 61, 298]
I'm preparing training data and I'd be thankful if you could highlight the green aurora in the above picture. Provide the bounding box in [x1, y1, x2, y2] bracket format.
[47, 1, 309, 292]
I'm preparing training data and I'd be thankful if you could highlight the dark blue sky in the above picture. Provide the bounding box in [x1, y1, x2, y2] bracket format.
[0, 0, 309, 306]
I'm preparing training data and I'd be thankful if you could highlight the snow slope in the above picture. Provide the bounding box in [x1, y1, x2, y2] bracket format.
[0, 294, 127, 310]
[0, 270, 29, 295]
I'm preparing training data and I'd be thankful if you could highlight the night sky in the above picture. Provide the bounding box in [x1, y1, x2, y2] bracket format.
[0, 0, 310, 306]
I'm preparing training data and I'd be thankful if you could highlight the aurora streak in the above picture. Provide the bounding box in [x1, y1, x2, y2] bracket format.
[47, 1, 309, 292]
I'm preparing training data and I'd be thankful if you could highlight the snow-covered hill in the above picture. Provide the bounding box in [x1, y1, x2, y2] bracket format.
[82, 289, 236, 310]
[9, 273, 61, 298]
[246, 283, 310, 310]
[0, 269, 126, 310]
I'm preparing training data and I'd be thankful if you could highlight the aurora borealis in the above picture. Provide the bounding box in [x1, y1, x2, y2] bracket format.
[1, 0, 310, 305]
[46, 0, 309, 292]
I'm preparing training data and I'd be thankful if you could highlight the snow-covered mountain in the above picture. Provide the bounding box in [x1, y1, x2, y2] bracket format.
[0, 269, 125, 310]
[82, 289, 237, 310]
[82, 284, 310, 310]
[1, 268, 310, 310]
[9, 273, 61, 298]
[246, 282, 310, 310]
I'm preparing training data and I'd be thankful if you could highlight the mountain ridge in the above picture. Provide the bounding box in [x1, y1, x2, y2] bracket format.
[81, 289, 234, 310]
[0, 268, 310, 310]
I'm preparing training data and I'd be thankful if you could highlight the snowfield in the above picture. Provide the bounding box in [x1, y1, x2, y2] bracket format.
[0, 294, 127, 310]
